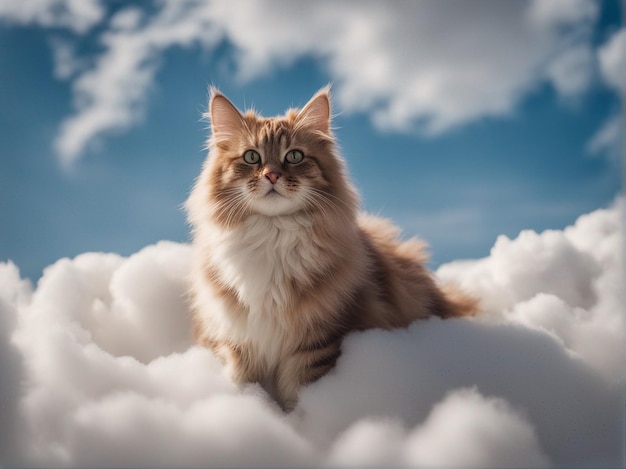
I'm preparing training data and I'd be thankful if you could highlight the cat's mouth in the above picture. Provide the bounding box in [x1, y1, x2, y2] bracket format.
[264, 188, 284, 198]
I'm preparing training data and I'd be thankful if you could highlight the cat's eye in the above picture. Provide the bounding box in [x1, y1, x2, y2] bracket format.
[243, 149, 261, 165]
[285, 149, 304, 165]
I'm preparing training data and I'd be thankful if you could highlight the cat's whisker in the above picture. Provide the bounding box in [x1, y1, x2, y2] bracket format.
[312, 196, 334, 219]
[306, 188, 344, 216]
[310, 187, 347, 207]
[302, 192, 329, 218]
[231, 197, 252, 227]
[310, 187, 342, 206]
[210, 189, 252, 228]
[223, 195, 250, 228]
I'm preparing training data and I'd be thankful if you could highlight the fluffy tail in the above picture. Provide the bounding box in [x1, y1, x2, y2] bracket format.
[440, 283, 479, 318]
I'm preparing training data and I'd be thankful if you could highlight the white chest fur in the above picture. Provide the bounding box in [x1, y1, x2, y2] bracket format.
[200, 213, 321, 324]
[195, 214, 323, 365]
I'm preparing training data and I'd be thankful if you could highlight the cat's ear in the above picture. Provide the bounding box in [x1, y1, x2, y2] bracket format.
[209, 88, 245, 137]
[296, 86, 332, 134]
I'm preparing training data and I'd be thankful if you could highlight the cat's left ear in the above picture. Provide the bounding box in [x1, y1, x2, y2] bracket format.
[209, 88, 245, 138]
[296, 86, 332, 134]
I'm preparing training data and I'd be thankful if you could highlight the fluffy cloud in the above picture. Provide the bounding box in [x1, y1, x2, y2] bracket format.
[326, 389, 550, 468]
[0, 0, 603, 165]
[208, 0, 598, 133]
[0, 201, 623, 467]
[0, 262, 30, 462]
[438, 199, 624, 379]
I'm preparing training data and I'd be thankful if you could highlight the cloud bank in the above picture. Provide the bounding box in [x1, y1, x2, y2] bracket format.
[1, 0, 618, 165]
[0, 200, 623, 467]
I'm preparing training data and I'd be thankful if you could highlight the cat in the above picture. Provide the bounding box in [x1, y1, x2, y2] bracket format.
[185, 86, 477, 411]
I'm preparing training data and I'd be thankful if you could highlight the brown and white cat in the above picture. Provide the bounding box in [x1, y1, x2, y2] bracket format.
[186, 87, 477, 411]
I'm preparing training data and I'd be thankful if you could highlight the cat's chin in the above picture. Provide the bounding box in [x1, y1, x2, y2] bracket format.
[249, 194, 303, 217]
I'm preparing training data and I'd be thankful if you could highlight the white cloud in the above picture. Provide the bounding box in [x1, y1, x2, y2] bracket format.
[53, 3, 222, 167]
[0, 261, 30, 462]
[588, 27, 626, 161]
[598, 27, 626, 95]
[0, 201, 623, 467]
[545, 44, 595, 96]
[206, 0, 599, 133]
[527, 0, 598, 27]
[438, 199, 624, 379]
[6, 0, 601, 165]
[0, 0, 104, 33]
[49, 38, 83, 80]
[403, 388, 550, 467]
[326, 388, 550, 468]
[587, 112, 624, 160]
[64, 392, 314, 468]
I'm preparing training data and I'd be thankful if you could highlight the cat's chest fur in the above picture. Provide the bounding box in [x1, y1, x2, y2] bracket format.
[207, 213, 320, 319]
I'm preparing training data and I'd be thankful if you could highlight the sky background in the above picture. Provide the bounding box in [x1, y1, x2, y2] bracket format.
[0, 0, 623, 283]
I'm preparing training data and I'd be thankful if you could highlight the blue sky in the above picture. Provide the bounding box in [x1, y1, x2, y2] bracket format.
[0, 0, 623, 282]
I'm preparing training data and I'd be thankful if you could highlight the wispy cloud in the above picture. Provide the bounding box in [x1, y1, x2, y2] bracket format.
[0, 0, 611, 166]
[597, 27, 626, 94]
[588, 27, 625, 162]
[52, 3, 222, 167]
[0, 0, 104, 33]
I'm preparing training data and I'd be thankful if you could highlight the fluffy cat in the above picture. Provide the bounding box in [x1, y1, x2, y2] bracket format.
[186, 86, 477, 411]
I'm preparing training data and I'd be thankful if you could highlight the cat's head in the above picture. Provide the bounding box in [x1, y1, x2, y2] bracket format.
[202, 87, 358, 226]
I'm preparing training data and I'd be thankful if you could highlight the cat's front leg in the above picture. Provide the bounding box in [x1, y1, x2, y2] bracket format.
[210, 339, 260, 386]
[275, 340, 342, 411]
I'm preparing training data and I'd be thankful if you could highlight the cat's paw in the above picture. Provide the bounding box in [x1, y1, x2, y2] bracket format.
[222, 362, 253, 386]
[241, 383, 283, 411]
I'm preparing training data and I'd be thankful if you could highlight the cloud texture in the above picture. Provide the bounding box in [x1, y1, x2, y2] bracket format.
[0, 0, 615, 165]
[588, 27, 626, 161]
[0, 200, 623, 467]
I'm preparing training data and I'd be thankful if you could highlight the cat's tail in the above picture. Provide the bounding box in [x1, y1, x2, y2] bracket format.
[440, 283, 480, 318]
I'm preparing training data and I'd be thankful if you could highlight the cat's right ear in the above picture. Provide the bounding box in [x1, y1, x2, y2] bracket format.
[296, 86, 332, 135]
[209, 88, 245, 138]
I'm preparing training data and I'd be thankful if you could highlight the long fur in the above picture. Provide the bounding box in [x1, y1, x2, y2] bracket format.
[186, 87, 477, 410]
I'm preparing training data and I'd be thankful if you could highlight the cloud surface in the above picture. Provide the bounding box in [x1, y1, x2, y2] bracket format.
[0, 199, 623, 467]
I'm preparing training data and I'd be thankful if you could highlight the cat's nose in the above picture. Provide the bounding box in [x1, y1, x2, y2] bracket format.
[265, 171, 281, 185]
